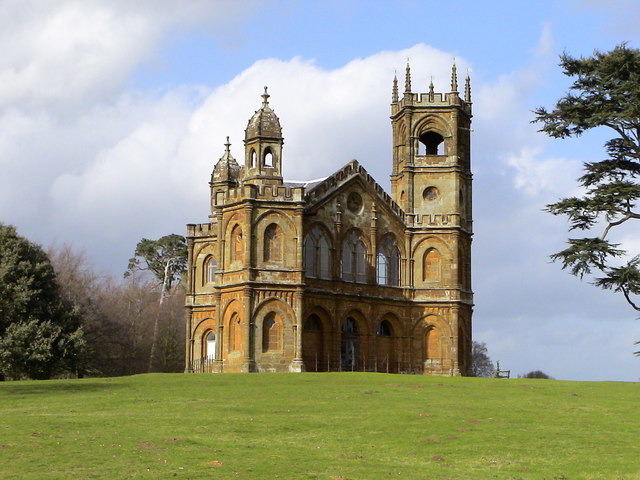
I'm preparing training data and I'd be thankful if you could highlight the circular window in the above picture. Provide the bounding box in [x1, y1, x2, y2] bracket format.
[347, 191, 364, 214]
[423, 186, 440, 201]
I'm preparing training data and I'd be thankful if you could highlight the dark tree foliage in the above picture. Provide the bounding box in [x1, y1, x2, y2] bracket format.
[471, 341, 494, 377]
[522, 370, 553, 379]
[534, 44, 640, 353]
[125, 234, 187, 371]
[0, 224, 84, 379]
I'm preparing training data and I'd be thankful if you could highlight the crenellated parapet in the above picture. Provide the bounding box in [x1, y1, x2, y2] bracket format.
[187, 223, 217, 238]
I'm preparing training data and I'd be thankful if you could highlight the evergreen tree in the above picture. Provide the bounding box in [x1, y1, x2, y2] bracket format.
[534, 44, 640, 353]
[0, 224, 84, 379]
[126, 234, 187, 371]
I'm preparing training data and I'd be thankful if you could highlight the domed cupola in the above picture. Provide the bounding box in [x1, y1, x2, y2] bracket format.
[246, 88, 282, 139]
[243, 87, 284, 186]
[211, 137, 240, 186]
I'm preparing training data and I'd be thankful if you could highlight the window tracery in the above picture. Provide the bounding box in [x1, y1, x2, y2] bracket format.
[341, 230, 367, 283]
[377, 236, 400, 286]
[304, 225, 331, 279]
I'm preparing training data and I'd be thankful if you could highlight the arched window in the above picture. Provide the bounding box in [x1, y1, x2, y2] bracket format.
[230, 225, 243, 263]
[377, 320, 392, 336]
[423, 248, 442, 282]
[205, 257, 217, 284]
[263, 148, 274, 167]
[419, 131, 445, 155]
[228, 313, 242, 351]
[205, 331, 216, 358]
[304, 225, 331, 279]
[341, 230, 367, 283]
[377, 237, 400, 286]
[250, 149, 257, 168]
[262, 312, 281, 352]
[264, 223, 283, 262]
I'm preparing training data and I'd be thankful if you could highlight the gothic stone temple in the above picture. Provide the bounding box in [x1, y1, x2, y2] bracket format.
[185, 64, 473, 375]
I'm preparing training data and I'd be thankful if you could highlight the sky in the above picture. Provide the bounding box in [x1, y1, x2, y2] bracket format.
[2, 0, 640, 381]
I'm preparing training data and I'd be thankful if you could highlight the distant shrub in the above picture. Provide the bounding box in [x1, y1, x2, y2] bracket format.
[522, 370, 553, 379]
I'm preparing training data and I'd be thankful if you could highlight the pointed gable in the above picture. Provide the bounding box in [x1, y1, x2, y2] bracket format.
[303, 160, 406, 223]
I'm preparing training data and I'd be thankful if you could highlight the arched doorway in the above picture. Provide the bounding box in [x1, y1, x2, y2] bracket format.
[302, 314, 324, 371]
[376, 320, 395, 373]
[341, 317, 359, 371]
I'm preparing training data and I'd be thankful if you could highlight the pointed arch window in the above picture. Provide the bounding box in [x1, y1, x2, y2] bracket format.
[377, 236, 400, 286]
[423, 248, 442, 282]
[304, 225, 331, 279]
[250, 149, 257, 168]
[264, 223, 283, 262]
[262, 312, 282, 352]
[230, 225, 243, 263]
[341, 230, 367, 283]
[205, 257, 217, 284]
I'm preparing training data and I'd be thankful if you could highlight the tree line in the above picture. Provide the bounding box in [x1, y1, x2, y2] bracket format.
[0, 224, 186, 380]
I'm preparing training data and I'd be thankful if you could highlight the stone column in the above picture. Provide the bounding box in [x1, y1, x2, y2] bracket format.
[450, 305, 461, 376]
[214, 291, 223, 373]
[289, 290, 304, 372]
[242, 286, 255, 372]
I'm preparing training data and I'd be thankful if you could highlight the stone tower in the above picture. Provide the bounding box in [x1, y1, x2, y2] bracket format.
[389, 63, 473, 374]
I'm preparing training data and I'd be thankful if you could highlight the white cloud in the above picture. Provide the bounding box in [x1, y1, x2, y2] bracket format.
[505, 147, 581, 197]
[0, 0, 259, 111]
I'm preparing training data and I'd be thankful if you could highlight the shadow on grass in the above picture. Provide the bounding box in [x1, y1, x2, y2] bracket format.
[0, 379, 126, 396]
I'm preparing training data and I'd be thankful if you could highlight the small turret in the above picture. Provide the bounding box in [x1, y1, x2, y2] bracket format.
[211, 136, 240, 186]
[243, 87, 284, 186]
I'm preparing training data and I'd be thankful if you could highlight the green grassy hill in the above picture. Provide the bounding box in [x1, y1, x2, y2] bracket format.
[0, 373, 638, 479]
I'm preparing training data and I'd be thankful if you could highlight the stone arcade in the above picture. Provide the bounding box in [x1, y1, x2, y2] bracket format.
[185, 64, 473, 375]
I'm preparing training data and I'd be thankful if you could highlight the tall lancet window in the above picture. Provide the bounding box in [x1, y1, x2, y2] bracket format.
[377, 236, 400, 286]
[304, 225, 331, 279]
[205, 257, 217, 284]
[341, 230, 367, 283]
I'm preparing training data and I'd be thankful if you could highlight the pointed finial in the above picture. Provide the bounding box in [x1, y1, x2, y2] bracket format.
[428, 76, 435, 101]
[450, 60, 458, 93]
[224, 136, 231, 153]
[404, 60, 412, 94]
[261, 86, 270, 107]
[464, 70, 472, 103]
[392, 73, 398, 103]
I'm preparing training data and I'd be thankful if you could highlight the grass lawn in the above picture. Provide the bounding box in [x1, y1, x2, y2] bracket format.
[0, 373, 638, 479]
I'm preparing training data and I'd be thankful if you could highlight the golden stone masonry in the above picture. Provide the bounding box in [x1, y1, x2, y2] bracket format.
[185, 63, 473, 375]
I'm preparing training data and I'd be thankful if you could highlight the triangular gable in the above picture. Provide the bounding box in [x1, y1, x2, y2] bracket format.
[303, 159, 406, 223]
